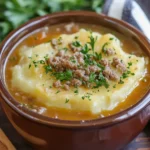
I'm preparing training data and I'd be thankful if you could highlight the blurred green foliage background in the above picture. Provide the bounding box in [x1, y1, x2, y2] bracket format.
[0, 0, 104, 42]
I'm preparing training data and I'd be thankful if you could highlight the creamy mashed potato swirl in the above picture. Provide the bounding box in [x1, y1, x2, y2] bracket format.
[11, 29, 146, 114]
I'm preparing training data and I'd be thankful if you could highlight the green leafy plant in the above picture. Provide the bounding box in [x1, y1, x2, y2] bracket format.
[0, 0, 104, 42]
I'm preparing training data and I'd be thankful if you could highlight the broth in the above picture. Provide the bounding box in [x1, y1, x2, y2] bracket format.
[5, 23, 150, 120]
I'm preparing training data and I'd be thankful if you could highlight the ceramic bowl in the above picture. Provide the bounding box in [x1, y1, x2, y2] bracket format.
[0, 11, 150, 150]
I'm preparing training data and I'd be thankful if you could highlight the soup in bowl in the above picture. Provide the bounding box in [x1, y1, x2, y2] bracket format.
[0, 11, 150, 150]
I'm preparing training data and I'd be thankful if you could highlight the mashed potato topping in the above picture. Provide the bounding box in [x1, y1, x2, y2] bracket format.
[11, 29, 146, 114]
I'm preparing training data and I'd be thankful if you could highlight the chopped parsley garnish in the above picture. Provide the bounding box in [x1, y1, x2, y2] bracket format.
[81, 43, 89, 54]
[44, 65, 52, 74]
[118, 79, 124, 84]
[94, 72, 109, 88]
[82, 93, 92, 101]
[84, 54, 94, 66]
[75, 36, 78, 39]
[57, 37, 62, 44]
[65, 98, 69, 103]
[56, 90, 60, 94]
[113, 85, 116, 88]
[128, 62, 132, 67]
[28, 64, 31, 68]
[54, 70, 73, 81]
[102, 42, 109, 53]
[109, 37, 114, 40]
[62, 47, 68, 52]
[89, 72, 97, 82]
[44, 54, 49, 61]
[74, 88, 79, 94]
[72, 40, 81, 47]
[94, 52, 102, 60]
[88, 35, 97, 51]
[33, 60, 38, 67]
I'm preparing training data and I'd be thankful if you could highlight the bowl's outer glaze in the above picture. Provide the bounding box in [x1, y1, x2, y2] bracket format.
[0, 11, 150, 150]
[1, 100, 150, 150]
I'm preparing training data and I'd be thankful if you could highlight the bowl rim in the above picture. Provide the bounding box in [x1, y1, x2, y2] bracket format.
[0, 11, 150, 129]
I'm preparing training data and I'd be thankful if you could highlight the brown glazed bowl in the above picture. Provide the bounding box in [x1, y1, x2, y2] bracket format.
[0, 11, 150, 150]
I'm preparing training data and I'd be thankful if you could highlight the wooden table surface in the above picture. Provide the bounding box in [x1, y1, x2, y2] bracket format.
[0, 104, 150, 150]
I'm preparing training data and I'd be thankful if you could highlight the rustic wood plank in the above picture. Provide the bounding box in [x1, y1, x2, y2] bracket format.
[0, 129, 16, 150]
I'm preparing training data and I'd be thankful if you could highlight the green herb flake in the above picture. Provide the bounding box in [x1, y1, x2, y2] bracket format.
[58, 37, 62, 44]
[54, 70, 73, 81]
[81, 43, 89, 54]
[33, 60, 38, 67]
[131, 73, 135, 76]
[94, 52, 102, 60]
[75, 36, 78, 39]
[109, 37, 114, 40]
[81, 93, 92, 101]
[72, 41, 81, 47]
[65, 98, 69, 103]
[56, 90, 60, 94]
[128, 62, 132, 66]
[102, 42, 109, 53]
[89, 72, 96, 83]
[62, 47, 68, 52]
[44, 54, 49, 61]
[39, 60, 45, 64]
[28, 64, 32, 69]
[113, 85, 116, 88]
[118, 79, 124, 84]
[88, 35, 98, 51]
[74, 88, 78, 94]
[44, 65, 52, 74]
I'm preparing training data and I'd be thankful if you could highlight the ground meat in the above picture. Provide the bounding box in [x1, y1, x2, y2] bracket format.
[62, 60, 77, 70]
[89, 65, 100, 73]
[64, 84, 69, 90]
[56, 50, 65, 57]
[103, 66, 119, 81]
[78, 57, 84, 65]
[85, 68, 90, 75]
[74, 70, 85, 78]
[48, 39, 123, 90]
[51, 38, 62, 49]
[100, 59, 109, 66]
[112, 57, 126, 73]
[53, 80, 62, 88]
[74, 52, 84, 64]
[48, 57, 60, 67]
[51, 38, 57, 46]
[74, 52, 83, 58]
[66, 81, 71, 85]
[71, 79, 82, 86]
[105, 48, 115, 56]
[83, 76, 89, 82]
